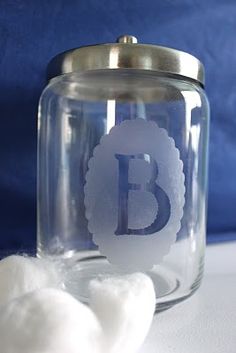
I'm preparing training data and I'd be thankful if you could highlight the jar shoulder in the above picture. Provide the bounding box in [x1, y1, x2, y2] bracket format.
[39, 71, 209, 111]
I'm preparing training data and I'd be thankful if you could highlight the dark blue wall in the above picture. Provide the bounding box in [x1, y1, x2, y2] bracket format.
[0, 0, 235, 252]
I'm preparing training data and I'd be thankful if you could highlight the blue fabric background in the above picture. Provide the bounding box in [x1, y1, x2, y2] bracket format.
[0, 0, 235, 253]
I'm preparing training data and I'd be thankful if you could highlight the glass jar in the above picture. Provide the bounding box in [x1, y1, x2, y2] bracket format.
[38, 35, 209, 311]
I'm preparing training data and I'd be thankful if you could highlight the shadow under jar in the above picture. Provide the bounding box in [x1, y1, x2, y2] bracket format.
[37, 35, 209, 312]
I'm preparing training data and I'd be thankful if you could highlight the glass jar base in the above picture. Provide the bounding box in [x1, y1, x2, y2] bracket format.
[61, 251, 203, 313]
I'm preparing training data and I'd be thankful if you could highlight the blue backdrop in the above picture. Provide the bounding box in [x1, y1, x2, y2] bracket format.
[0, 0, 235, 253]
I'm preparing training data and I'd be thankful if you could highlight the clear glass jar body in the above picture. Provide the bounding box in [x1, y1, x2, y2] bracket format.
[38, 70, 209, 311]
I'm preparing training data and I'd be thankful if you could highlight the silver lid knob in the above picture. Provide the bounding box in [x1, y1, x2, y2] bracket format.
[117, 35, 138, 44]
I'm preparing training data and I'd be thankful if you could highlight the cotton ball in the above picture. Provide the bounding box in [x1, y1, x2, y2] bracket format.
[89, 272, 155, 353]
[0, 255, 62, 306]
[0, 288, 103, 353]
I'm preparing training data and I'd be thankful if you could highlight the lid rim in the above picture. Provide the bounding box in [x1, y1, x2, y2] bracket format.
[47, 41, 205, 87]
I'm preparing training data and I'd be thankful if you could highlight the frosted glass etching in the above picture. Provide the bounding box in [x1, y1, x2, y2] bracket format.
[84, 119, 185, 270]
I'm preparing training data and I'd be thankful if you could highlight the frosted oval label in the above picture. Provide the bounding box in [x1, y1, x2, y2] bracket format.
[84, 119, 185, 270]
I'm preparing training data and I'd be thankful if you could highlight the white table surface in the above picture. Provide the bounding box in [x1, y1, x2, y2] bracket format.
[140, 242, 236, 353]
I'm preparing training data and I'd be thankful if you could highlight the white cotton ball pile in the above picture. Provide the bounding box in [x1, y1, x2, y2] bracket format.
[89, 272, 156, 353]
[0, 255, 155, 353]
[0, 288, 103, 353]
[0, 255, 62, 306]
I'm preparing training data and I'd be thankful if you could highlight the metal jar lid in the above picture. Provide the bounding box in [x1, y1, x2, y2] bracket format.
[47, 35, 205, 87]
